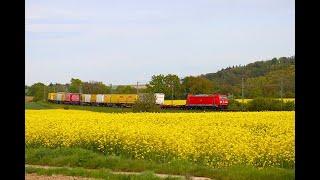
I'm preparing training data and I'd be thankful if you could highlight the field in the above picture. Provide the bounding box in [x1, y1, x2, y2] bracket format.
[26, 110, 294, 168]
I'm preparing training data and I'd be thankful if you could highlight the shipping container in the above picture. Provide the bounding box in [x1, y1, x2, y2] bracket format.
[110, 94, 138, 104]
[90, 94, 97, 103]
[81, 94, 91, 103]
[96, 94, 104, 103]
[65, 93, 81, 104]
[70, 93, 80, 102]
[47, 93, 57, 101]
[154, 93, 165, 105]
[56, 92, 66, 102]
[103, 94, 112, 104]
[125, 94, 138, 104]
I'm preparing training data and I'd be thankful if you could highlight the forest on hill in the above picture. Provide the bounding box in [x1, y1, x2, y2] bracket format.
[202, 56, 295, 98]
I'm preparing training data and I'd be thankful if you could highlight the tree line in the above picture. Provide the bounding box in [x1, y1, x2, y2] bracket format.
[26, 56, 295, 101]
[25, 79, 143, 102]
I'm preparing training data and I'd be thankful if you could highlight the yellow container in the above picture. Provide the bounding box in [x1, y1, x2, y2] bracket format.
[125, 94, 138, 104]
[110, 94, 121, 104]
[110, 94, 138, 104]
[164, 100, 186, 106]
[103, 94, 112, 104]
[90, 94, 97, 103]
[51, 93, 57, 101]
[48, 93, 54, 100]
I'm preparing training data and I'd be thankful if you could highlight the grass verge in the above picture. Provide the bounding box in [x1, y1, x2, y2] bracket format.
[25, 102, 219, 113]
[26, 147, 294, 180]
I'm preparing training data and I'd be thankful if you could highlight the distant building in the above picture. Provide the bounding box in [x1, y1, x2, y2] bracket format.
[111, 84, 147, 90]
[129, 84, 147, 89]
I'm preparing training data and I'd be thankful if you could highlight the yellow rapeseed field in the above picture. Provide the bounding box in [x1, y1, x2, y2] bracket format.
[25, 110, 294, 168]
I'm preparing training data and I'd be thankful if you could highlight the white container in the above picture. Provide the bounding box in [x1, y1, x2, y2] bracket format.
[83, 94, 91, 103]
[96, 94, 104, 103]
[154, 93, 165, 105]
[56, 93, 63, 101]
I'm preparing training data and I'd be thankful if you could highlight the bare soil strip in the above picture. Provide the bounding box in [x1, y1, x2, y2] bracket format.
[26, 173, 97, 180]
[26, 164, 212, 180]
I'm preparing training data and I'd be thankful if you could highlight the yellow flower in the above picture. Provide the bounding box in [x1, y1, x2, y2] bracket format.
[25, 110, 294, 168]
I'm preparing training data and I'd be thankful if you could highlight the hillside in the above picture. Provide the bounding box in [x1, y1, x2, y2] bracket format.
[202, 56, 295, 98]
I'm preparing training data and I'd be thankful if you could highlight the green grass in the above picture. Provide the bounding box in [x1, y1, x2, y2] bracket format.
[25, 101, 221, 113]
[26, 147, 294, 180]
[26, 166, 181, 180]
[25, 102, 55, 110]
[25, 101, 132, 113]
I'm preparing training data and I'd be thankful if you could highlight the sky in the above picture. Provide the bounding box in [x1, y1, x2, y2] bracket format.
[25, 0, 295, 86]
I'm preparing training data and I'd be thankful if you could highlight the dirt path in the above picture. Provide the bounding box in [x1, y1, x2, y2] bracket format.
[26, 173, 97, 180]
[26, 164, 212, 180]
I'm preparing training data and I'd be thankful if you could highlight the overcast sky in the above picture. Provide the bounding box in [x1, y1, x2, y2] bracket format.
[26, 0, 294, 86]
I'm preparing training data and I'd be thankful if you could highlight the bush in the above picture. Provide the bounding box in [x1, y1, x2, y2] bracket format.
[227, 99, 247, 111]
[132, 93, 160, 112]
[283, 101, 295, 111]
[247, 98, 294, 111]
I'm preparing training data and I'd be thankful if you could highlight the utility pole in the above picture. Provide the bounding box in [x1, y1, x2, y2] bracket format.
[136, 81, 139, 94]
[171, 82, 174, 106]
[43, 85, 46, 102]
[241, 78, 244, 110]
[280, 78, 283, 100]
[280, 78, 283, 110]
[241, 78, 244, 102]
[79, 84, 82, 94]
[110, 84, 112, 94]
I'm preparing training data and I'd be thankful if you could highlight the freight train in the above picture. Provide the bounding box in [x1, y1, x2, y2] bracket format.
[47, 92, 228, 109]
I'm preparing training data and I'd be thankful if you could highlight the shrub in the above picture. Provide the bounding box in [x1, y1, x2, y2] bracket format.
[132, 93, 160, 112]
[227, 99, 247, 111]
[283, 101, 295, 111]
[247, 98, 294, 111]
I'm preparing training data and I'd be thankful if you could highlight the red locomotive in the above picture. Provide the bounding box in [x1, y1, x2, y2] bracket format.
[186, 94, 228, 109]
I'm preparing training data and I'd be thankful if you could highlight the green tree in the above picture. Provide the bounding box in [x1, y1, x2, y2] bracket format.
[182, 76, 214, 95]
[82, 81, 110, 94]
[146, 74, 166, 94]
[28, 82, 47, 101]
[146, 74, 183, 99]
[164, 74, 183, 99]
[69, 78, 82, 93]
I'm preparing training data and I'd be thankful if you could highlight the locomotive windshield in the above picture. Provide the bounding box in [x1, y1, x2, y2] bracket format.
[220, 95, 228, 100]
